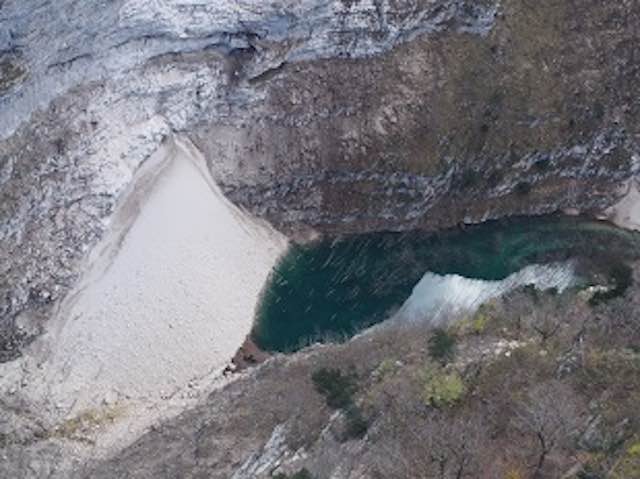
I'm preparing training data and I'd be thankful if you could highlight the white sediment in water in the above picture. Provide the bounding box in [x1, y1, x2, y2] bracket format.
[1, 135, 287, 450]
[397, 262, 577, 324]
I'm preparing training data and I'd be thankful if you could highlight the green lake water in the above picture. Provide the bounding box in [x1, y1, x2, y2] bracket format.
[252, 216, 640, 352]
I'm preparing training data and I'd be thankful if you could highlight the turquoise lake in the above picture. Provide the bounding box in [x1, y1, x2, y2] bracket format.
[252, 216, 640, 352]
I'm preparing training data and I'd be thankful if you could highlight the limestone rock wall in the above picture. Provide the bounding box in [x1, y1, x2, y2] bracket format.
[0, 0, 639, 360]
[0, 0, 500, 361]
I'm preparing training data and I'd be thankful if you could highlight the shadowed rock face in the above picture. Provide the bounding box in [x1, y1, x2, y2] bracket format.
[0, 0, 639, 360]
[209, 0, 640, 235]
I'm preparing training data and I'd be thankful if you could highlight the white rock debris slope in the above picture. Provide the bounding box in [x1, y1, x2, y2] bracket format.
[2, 135, 287, 418]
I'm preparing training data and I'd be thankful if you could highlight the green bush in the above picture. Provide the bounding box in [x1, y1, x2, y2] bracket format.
[374, 358, 398, 381]
[311, 367, 357, 410]
[422, 368, 466, 408]
[273, 469, 314, 479]
[532, 158, 551, 171]
[428, 329, 457, 365]
[311, 367, 369, 440]
[575, 457, 608, 479]
[487, 168, 504, 188]
[589, 262, 633, 306]
[343, 405, 369, 440]
[458, 168, 481, 189]
[577, 468, 605, 479]
[471, 312, 491, 334]
[514, 181, 532, 196]
[454, 307, 494, 336]
[611, 440, 640, 479]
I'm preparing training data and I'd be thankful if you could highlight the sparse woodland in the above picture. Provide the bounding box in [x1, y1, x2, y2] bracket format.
[90, 264, 640, 479]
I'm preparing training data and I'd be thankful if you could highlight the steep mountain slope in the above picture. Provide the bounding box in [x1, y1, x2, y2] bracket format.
[2, 0, 639, 360]
[1, 1, 640, 477]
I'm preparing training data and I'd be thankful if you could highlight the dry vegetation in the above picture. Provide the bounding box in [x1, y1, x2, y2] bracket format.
[91, 265, 640, 479]
[0, 57, 27, 94]
[278, 270, 640, 478]
[47, 405, 125, 444]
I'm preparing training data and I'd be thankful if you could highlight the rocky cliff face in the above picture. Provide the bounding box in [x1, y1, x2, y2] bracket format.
[0, 0, 501, 361]
[209, 0, 640, 235]
[2, 0, 639, 362]
[1, 0, 638, 360]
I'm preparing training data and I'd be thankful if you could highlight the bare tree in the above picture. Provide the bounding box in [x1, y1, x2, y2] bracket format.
[513, 380, 581, 478]
[506, 288, 576, 345]
[372, 396, 487, 479]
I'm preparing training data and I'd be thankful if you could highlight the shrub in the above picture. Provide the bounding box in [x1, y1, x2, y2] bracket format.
[428, 329, 457, 365]
[487, 168, 504, 188]
[611, 440, 640, 479]
[343, 405, 369, 440]
[273, 469, 314, 479]
[311, 367, 357, 410]
[532, 158, 551, 171]
[458, 168, 481, 189]
[589, 262, 633, 306]
[504, 467, 526, 479]
[514, 181, 532, 196]
[592, 101, 605, 120]
[472, 312, 491, 334]
[311, 367, 370, 440]
[577, 469, 605, 479]
[576, 458, 608, 479]
[50, 405, 122, 440]
[422, 368, 466, 408]
[374, 358, 398, 382]
[452, 303, 496, 337]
